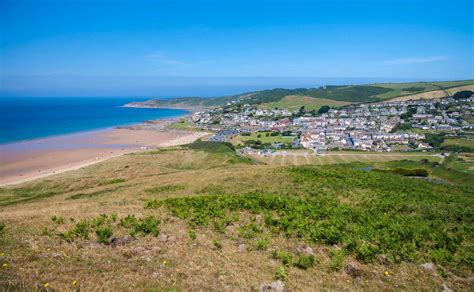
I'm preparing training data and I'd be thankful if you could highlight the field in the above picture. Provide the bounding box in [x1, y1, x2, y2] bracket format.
[0, 142, 473, 291]
[384, 84, 474, 102]
[167, 118, 201, 131]
[247, 149, 441, 166]
[258, 95, 351, 111]
[442, 138, 474, 149]
[231, 132, 295, 146]
[374, 80, 474, 100]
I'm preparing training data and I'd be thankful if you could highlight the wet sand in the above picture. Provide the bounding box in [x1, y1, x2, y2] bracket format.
[0, 124, 209, 186]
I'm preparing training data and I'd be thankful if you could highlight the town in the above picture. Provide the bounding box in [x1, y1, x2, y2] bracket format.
[190, 93, 474, 153]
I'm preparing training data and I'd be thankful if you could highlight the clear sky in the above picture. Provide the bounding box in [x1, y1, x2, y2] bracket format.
[0, 0, 473, 97]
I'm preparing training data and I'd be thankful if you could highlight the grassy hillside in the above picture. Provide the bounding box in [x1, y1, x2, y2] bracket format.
[375, 80, 474, 100]
[258, 95, 351, 111]
[129, 80, 474, 110]
[0, 142, 473, 290]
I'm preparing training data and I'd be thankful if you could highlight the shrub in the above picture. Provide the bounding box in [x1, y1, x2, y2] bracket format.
[294, 253, 315, 269]
[95, 227, 113, 244]
[120, 215, 160, 237]
[329, 249, 345, 271]
[272, 249, 294, 266]
[61, 220, 90, 241]
[274, 266, 288, 281]
[253, 237, 271, 251]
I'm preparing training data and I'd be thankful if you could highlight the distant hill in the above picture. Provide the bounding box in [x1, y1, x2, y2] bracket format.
[126, 79, 474, 110]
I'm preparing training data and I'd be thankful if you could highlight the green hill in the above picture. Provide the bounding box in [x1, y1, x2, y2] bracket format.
[127, 80, 474, 110]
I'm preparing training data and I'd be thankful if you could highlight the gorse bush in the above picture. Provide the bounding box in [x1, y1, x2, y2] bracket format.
[149, 165, 474, 270]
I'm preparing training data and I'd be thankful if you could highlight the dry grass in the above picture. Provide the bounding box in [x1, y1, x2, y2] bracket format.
[0, 147, 470, 291]
[248, 150, 441, 166]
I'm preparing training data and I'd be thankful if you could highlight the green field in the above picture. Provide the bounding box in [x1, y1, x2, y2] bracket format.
[443, 138, 474, 149]
[258, 95, 351, 111]
[231, 132, 295, 146]
[167, 118, 201, 131]
[0, 142, 472, 291]
[248, 150, 441, 166]
[374, 80, 474, 100]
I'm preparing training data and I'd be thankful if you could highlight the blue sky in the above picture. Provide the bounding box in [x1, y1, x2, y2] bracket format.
[0, 0, 473, 97]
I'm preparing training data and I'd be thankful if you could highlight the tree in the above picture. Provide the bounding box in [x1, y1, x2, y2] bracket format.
[318, 105, 330, 114]
[453, 90, 473, 100]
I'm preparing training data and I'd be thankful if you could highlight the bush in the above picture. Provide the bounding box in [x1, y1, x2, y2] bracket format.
[253, 237, 270, 250]
[120, 215, 160, 237]
[294, 253, 315, 269]
[61, 220, 90, 241]
[274, 266, 288, 281]
[95, 227, 113, 244]
[329, 249, 345, 271]
[272, 249, 294, 266]
[374, 167, 429, 177]
[318, 105, 330, 114]
[453, 90, 473, 100]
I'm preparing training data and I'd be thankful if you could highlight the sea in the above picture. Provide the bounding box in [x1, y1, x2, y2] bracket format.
[0, 97, 188, 144]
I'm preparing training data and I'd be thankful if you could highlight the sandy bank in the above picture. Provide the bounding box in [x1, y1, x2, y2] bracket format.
[0, 124, 209, 186]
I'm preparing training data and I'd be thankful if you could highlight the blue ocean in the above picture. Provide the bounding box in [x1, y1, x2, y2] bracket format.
[0, 97, 188, 144]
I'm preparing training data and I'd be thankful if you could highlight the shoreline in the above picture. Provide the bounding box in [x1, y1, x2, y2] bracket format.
[0, 117, 210, 187]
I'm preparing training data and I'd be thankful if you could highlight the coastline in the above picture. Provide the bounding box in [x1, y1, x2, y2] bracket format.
[0, 117, 210, 187]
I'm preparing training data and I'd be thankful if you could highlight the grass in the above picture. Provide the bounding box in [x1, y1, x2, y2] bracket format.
[247, 149, 440, 166]
[231, 131, 295, 146]
[149, 168, 473, 270]
[374, 80, 474, 100]
[443, 138, 474, 149]
[0, 144, 472, 290]
[167, 119, 201, 131]
[258, 95, 351, 111]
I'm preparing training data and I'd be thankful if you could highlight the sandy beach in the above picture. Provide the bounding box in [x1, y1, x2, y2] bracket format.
[0, 120, 209, 186]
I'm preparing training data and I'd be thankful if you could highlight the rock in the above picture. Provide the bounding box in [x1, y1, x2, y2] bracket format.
[237, 244, 248, 253]
[344, 262, 363, 279]
[109, 235, 134, 247]
[296, 245, 314, 256]
[441, 284, 452, 292]
[420, 262, 436, 273]
[260, 280, 284, 292]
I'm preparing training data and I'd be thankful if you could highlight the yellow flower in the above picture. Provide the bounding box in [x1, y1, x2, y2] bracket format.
[0, 253, 4, 257]
[163, 260, 167, 265]
[44, 283, 49, 288]
[2, 263, 7, 267]
[384, 271, 389, 276]
[72, 280, 78, 286]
